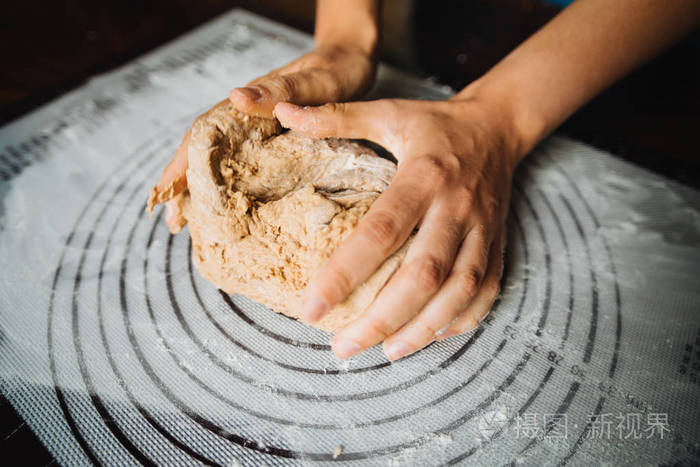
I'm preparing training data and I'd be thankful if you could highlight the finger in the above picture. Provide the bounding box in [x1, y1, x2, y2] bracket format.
[147, 126, 190, 214]
[299, 160, 433, 327]
[380, 223, 491, 360]
[148, 99, 232, 214]
[164, 193, 187, 234]
[273, 101, 392, 143]
[330, 202, 465, 360]
[437, 233, 504, 340]
[230, 68, 349, 118]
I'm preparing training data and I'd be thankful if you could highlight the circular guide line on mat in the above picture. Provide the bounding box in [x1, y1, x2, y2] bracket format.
[46, 122, 621, 464]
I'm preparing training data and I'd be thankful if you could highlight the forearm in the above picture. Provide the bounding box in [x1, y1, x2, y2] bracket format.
[455, 0, 700, 161]
[315, 0, 380, 56]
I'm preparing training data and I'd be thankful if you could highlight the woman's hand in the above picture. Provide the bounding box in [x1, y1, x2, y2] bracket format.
[149, 0, 380, 225]
[273, 95, 527, 361]
[272, 0, 700, 361]
[148, 44, 377, 230]
[229, 44, 376, 118]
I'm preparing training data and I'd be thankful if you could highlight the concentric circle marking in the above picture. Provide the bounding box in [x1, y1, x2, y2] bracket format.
[100, 168, 550, 460]
[47, 130, 621, 464]
[48, 127, 187, 464]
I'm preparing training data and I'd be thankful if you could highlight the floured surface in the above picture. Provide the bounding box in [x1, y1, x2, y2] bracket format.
[179, 105, 404, 331]
[0, 9, 699, 466]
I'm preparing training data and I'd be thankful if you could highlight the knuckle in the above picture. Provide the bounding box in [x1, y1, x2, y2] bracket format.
[416, 155, 453, 187]
[453, 187, 475, 217]
[323, 262, 354, 299]
[278, 75, 298, 95]
[366, 317, 393, 341]
[321, 102, 348, 115]
[413, 255, 447, 294]
[417, 319, 444, 339]
[361, 211, 402, 254]
[470, 224, 489, 243]
[442, 152, 464, 174]
[265, 75, 297, 98]
[443, 219, 464, 244]
[482, 194, 502, 221]
[456, 267, 482, 298]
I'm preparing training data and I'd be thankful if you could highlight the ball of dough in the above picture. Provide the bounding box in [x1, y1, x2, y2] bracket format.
[180, 103, 410, 332]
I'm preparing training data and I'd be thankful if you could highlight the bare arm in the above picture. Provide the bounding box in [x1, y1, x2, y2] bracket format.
[456, 0, 700, 161]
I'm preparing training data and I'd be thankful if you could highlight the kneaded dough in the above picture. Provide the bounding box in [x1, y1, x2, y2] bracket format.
[165, 103, 410, 332]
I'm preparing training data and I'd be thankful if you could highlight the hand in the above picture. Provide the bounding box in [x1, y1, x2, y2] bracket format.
[273, 96, 526, 361]
[229, 44, 375, 118]
[148, 45, 376, 230]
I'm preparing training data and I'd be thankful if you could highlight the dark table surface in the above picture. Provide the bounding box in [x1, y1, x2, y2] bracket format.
[0, 1, 698, 463]
[2, 0, 699, 188]
[0, 393, 55, 465]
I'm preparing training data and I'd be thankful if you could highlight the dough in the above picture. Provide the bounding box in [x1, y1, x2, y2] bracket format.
[156, 103, 410, 332]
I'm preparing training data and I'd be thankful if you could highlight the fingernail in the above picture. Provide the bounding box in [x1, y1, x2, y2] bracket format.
[232, 86, 262, 101]
[384, 341, 412, 361]
[300, 296, 328, 323]
[332, 338, 361, 359]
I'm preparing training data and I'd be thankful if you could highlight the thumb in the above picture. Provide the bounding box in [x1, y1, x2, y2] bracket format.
[273, 101, 392, 143]
[147, 127, 190, 213]
[230, 69, 347, 118]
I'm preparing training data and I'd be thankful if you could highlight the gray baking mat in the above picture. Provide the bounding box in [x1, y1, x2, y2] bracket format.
[1, 9, 699, 466]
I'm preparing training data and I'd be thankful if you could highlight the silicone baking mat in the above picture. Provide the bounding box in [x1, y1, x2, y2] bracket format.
[1, 9, 699, 466]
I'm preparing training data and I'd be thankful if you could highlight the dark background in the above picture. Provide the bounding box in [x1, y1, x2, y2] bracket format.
[1, 0, 699, 187]
[0, 1, 698, 462]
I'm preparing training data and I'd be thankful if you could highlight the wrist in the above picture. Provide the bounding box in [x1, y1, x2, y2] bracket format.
[447, 77, 543, 172]
[451, 75, 549, 167]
